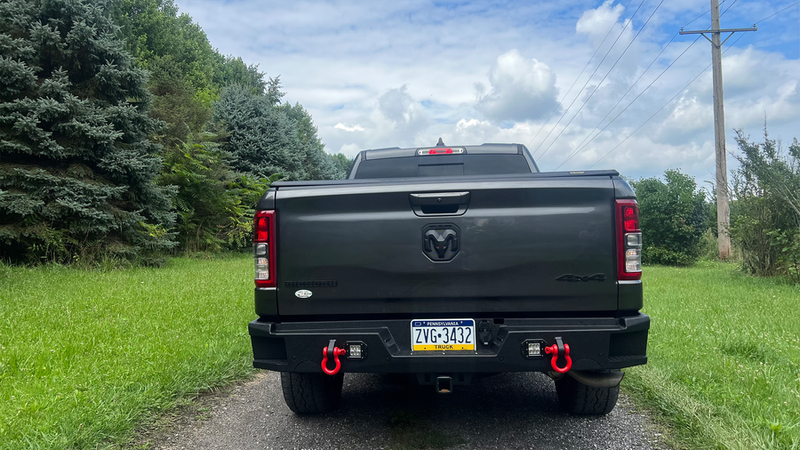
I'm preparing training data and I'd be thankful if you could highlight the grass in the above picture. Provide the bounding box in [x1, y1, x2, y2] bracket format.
[0, 254, 256, 449]
[2, 255, 798, 449]
[625, 261, 800, 449]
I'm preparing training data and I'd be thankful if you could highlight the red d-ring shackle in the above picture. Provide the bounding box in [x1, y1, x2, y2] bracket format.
[321, 340, 346, 375]
[544, 337, 572, 373]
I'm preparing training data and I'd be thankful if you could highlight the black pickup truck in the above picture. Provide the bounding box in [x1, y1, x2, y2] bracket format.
[249, 142, 648, 415]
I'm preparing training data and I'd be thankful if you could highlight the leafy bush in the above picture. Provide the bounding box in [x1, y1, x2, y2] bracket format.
[158, 136, 276, 253]
[0, 0, 175, 265]
[630, 170, 709, 266]
[730, 128, 800, 281]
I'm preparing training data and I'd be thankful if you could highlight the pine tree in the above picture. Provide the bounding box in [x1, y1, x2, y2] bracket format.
[213, 83, 305, 179]
[0, 0, 175, 263]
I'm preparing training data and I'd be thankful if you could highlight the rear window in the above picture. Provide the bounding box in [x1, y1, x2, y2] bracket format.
[354, 154, 533, 179]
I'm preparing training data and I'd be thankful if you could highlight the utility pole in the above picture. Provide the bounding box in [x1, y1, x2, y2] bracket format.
[681, 0, 755, 260]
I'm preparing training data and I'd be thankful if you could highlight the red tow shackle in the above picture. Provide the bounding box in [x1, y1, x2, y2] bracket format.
[544, 336, 572, 374]
[321, 340, 346, 376]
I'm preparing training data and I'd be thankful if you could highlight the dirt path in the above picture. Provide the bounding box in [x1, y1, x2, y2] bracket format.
[152, 371, 665, 450]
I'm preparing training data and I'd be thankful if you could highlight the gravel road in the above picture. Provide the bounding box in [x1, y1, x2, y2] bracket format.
[154, 371, 664, 450]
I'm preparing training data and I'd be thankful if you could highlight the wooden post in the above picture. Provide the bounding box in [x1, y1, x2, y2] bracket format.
[680, 1, 756, 259]
[710, 0, 731, 260]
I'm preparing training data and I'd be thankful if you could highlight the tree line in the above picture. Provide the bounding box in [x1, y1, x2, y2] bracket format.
[631, 127, 800, 283]
[0, 0, 351, 265]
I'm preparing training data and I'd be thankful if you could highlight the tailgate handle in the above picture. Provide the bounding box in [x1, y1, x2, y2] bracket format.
[409, 192, 470, 216]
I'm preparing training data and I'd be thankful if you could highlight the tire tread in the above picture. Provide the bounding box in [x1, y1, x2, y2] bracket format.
[281, 372, 343, 414]
[555, 374, 619, 415]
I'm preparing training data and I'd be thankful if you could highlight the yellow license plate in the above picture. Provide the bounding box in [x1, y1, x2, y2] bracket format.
[410, 319, 475, 351]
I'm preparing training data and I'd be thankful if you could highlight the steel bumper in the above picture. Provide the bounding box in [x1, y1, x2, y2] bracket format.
[249, 313, 649, 374]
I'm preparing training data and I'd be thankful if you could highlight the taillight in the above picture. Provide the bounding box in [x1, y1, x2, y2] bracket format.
[254, 210, 276, 287]
[616, 199, 642, 281]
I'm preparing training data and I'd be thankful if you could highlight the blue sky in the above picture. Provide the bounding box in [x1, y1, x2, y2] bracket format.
[176, 0, 799, 183]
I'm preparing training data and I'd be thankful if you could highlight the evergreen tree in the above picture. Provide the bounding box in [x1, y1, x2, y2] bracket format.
[213, 83, 305, 179]
[214, 81, 350, 181]
[0, 0, 175, 263]
[329, 152, 353, 178]
[279, 102, 346, 180]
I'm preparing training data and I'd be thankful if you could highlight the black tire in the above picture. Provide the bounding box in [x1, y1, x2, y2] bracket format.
[554, 373, 619, 415]
[280, 372, 344, 414]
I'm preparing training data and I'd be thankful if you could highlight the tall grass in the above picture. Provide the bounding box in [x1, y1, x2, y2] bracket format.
[0, 255, 255, 449]
[626, 261, 800, 449]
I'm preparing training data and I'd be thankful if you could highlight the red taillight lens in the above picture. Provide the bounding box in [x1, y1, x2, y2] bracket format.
[254, 210, 276, 288]
[623, 206, 639, 231]
[616, 199, 642, 281]
[623, 206, 635, 218]
[255, 216, 269, 240]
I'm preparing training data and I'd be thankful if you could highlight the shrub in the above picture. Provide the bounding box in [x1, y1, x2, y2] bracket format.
[157, 136, 277, 253]
[630, 170, 709, 266]
[730, 128, 800, 281]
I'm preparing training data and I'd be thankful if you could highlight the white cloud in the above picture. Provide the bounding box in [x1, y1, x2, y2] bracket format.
[378, 85, 426, 128]
[475, 49, 560, 122]
[338, 143, 361, 157]
[174, 0, 799, 183]
[334, 123, 365, 132]
[576, 0, 625, 42]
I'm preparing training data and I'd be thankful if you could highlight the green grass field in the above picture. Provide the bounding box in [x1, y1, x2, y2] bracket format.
[626, 261, 800, 449]
[0, 255, 256, 449]
[1, 256, 798, 449]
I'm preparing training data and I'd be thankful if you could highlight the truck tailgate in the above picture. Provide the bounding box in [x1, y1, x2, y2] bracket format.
[275, 176, 618, 317]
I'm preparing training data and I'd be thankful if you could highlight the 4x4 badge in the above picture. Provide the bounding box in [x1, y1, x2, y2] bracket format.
[556, 273, 606, 282]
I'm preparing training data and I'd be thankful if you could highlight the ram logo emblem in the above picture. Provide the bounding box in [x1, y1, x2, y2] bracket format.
[422, 224, 460, 262]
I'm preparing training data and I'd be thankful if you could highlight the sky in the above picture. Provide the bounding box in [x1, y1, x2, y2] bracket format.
[176, 0, 799, 184]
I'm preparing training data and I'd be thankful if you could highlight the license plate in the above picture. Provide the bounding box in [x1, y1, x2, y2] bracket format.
[410, 319, 475, 351]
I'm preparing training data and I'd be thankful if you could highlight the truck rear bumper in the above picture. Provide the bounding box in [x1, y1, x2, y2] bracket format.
[249, 314, 649, 374]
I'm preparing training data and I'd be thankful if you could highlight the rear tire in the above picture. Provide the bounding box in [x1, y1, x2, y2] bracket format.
[554, 372, 619, 415]
[280, 372, 344, 414]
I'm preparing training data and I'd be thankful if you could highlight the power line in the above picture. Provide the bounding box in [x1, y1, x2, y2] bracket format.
[532, 0, 648, 157]
[720, 0, 739, 17]
[554, 32, 694, 170]
[554, 0, 745, 170]
[586, 32, 748, 169]
[683, 0, 727, 28]
[684, 8, 711, 28]
[537, 0, 665, 161]
[525, 0, 634, 151]
[754, 1, 800, 24]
